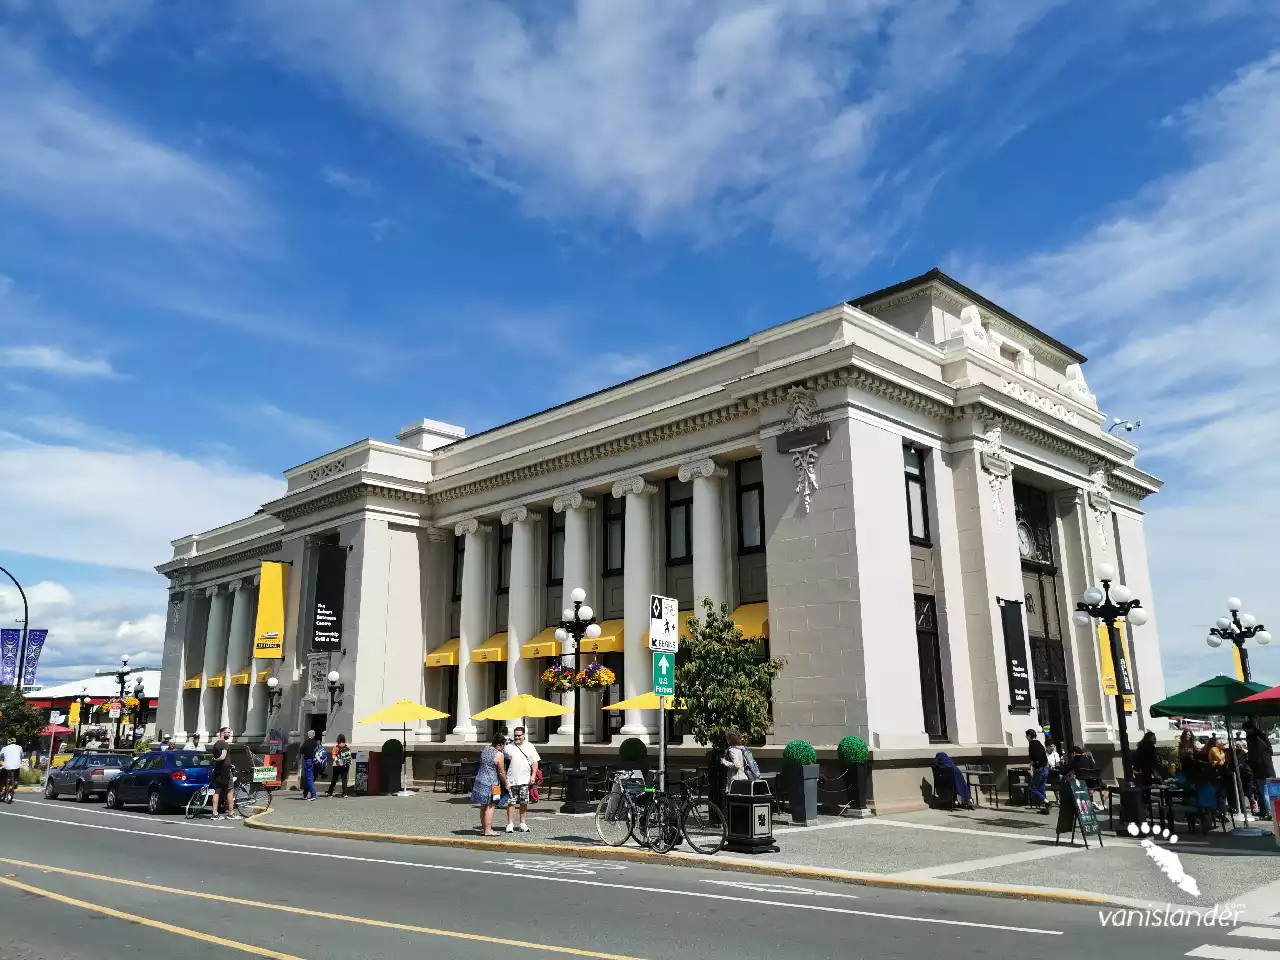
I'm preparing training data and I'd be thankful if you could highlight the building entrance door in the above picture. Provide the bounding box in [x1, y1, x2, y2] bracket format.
[1035, 688, 1071, 751]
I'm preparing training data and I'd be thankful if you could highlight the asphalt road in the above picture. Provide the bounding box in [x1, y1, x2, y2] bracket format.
[1, 794, 1275, 960]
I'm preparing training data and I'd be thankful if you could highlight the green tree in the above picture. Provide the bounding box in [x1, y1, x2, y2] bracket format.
[677, 598, 785, 749]
[0, 685, 43, 750]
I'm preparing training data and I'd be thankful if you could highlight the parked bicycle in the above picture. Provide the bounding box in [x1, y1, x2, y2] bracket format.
[185, 765, 272, 819]
[595, 771, 658, 847]
[643, 774, 726, 855]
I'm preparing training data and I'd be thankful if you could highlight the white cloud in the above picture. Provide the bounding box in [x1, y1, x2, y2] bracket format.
[244, 0, 1058, 268]
[320, 164, 374, 197]
[0, 36, 264, 246]
[0, 345, 116, 378]
[0, 433, 283, 572]
[961, 52, 1280, 693]
[51, 0, 153, 43]
[223, 401, 340, 447]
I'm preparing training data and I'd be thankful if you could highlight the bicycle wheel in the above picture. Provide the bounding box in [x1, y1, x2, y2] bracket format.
[595, 791, 634, 847]
[682, 798, 726, 855]
[642, 794, 680, 854]
[242, 785, 270, 815]
[185, 787, 209, 819]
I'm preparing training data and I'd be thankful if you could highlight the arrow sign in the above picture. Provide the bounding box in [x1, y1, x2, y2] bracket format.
[653, 651, 675, 697]
[649, 594, 679, 653]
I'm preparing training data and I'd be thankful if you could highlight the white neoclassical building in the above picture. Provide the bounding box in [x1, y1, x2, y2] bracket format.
[155, 269, 1166, 811]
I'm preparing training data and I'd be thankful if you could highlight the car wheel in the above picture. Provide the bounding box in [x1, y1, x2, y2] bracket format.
[106, 786, 122, 810]
[44, 778, 57, 799]
[76, 780, 91, 803]
[147, 787, 165, 815]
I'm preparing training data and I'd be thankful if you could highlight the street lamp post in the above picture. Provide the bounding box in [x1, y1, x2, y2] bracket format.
[74, 692, 91, 746]
[0, 565, 29, 690]
[1072, 562, 1149, 830]
[555, 587, 601, 814]
[112, 656, 130, 749]
[265, 676, 282, 715]
[133, 676, 148, 745]
[1206, 599, 1271, 683]
[326, 671, 344, 713]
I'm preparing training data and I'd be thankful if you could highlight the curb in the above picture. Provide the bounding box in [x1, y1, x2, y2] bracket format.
[243, 808, 1111, 906]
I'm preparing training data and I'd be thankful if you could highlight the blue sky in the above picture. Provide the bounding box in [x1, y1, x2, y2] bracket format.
[0, 0, 1277, 696]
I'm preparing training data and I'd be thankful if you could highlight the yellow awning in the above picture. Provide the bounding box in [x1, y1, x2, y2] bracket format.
[230, 672, 251, 686]
[425, 638, 460, 668]
[206, 675, 225, 688]
[183, 676, 202, 690]
[521, 626, 563, 659]
[581, 618, 624, 654]
[731, 602, 770, 639]
[472, 633, 509, 663]
[255, 670, 270, 683]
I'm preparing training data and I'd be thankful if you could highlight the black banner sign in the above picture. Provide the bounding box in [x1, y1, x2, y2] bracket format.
[998, 597, 1032, 713]
[311, 543, 347, 651]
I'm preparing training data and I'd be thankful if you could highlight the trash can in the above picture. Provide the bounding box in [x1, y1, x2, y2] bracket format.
[724, 780, 779, 854]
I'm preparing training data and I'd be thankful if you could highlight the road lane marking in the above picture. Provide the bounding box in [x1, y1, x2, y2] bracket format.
[1233, 929, 1280, 940]
[0, 874, 302, 959]
[1186, 947, 1280, 959]
[16, 798, 234, 828]
[893, 844, 1082, 879]
[0, 809, 1063, 935]
[700, 879, 860, 900]
[0, 858, 646, 960]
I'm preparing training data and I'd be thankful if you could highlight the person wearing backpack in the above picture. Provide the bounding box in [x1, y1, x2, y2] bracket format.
[299, 729, 320, 801]
[327, 735, 353, 798]
[719, 730, 761, 793]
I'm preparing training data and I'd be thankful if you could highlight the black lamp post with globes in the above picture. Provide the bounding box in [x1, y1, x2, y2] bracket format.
[554, 587, 601, 813]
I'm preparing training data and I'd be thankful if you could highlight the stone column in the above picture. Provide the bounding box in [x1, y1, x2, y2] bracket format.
[220, 579, 257, 737]
[679, 459, 729, 611]
[157, 588, 191, 742]
[449, 518, 491, 742]
[554, 492, 596, 740]
[196, 586, 232, 740]
[503, 506, 541, 732]
[614, 477, 657, 739]
[1056, 490, 1108, 742]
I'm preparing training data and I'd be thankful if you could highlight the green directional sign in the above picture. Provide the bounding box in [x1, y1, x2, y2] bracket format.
[652, 651, 675, 697]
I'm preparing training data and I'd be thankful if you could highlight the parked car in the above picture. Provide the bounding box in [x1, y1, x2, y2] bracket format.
[44, 752, 130, 802]
[106, 751, 215, 815]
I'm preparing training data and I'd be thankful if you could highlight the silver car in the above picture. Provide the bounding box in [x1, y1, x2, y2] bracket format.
[45, 752, 129, 802]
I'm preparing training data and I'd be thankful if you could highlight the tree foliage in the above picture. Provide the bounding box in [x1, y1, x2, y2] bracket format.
[677, 598, 785, 749]
[0, 685, 43, 749]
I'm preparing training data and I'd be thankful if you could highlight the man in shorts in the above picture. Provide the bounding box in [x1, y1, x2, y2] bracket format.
[503, 726, 540, 833]
[211, 727, 235, 819]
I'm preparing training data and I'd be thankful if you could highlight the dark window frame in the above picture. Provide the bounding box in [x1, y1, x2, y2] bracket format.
[547, 509, 566, 587]
[603, 494, 625, 577]
[496, 521, 513, 595]
[914, 593, 949, 743]
[736, 457, 766, 556]
[451, 534, 465, 601]
[904, 445, 932, 547]
[664, 477, 693, 566]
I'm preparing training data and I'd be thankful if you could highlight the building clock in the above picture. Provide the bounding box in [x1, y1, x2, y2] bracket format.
[1016, 521, 1036, 559]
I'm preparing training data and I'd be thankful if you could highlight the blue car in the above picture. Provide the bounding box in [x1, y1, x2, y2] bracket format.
[105, 751, 214, 815]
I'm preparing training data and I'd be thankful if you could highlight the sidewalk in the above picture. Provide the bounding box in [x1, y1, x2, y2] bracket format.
[248, 789, 1280, 913]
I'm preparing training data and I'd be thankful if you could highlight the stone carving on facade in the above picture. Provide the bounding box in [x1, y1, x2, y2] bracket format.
[303, 652, 329, 705]
[1057, 363, 1097, 409]
[500, 505, 540, 525]
[307, 458, 346, 483]
[1087, 462, 1113, 552]
[792, 446, 820, 514]
[784, 386, 822, 430]
[1001, 379, 1076, 426]
[612, 477, 657, 499]
[552, 492, 595, 514]
[454, 517, 490, 537]
[960, 305, 995, 354]
[775, 386, 828, 516]
[169, 593, 184, 630]
[979, 420, 1012, 524]
[677, 459, 728, 483]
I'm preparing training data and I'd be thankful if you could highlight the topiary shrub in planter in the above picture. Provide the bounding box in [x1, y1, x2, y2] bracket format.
[381, 738, 404, 794]
[837, 735, 871, 813]
[781, 739, 820, 824]
[618, 737, 648, 768]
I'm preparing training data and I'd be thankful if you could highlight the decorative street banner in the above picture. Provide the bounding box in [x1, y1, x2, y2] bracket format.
[254, 561, 288, 660]
[22, 629, 49, 687]
[1097, 622, 1136, 714]
[310, 544, 346, 651]
[998, 598, 1032, 713]
[0, 629, 19, 686]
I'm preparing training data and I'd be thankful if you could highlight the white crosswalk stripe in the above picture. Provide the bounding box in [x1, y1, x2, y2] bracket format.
[1187, 926, 1280, 959]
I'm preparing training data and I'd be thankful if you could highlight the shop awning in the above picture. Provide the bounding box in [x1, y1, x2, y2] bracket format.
[230, 672, 251, 686]
[255, 670, 270, 683]
[183, 676, 202, 690]
[521, 626, 563, 659]
[425, 638, 460, 668]
[581, 618, 624, 654]
[471, 633, 509, 663]
[731, 602, 770, 639]
[206, 675, 224, 688]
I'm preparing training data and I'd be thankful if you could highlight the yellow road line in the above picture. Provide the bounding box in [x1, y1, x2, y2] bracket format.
[0, 857, 646, 960]
[0, 874, 302, 959]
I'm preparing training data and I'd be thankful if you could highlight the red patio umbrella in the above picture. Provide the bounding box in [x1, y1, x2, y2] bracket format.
[1233, 684, 1280, 715]
[39, 725, 73, 737]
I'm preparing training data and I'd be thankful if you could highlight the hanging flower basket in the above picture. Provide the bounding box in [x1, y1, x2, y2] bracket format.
[576, 663, 616, 690]
[541, 664, 576, 693]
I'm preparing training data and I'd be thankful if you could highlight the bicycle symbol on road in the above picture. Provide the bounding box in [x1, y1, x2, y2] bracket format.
[484, 858, 628, 876]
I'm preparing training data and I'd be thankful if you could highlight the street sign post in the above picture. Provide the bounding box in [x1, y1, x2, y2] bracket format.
[653, 650, 676, 792]
[649, 595, 679, 652]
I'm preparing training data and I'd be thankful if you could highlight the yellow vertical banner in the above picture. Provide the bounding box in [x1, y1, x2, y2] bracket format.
[253, 561, 288, 659]
[1096, 622, 1135, 713]
[1232, 644, 1246, 683]
[68, 702, 80, 727]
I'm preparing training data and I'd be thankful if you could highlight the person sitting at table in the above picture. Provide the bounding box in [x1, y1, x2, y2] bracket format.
[1177, 729, 1197, 774]
[1045, 741, 1062, 771]
[1025, 729, 1050, 815]
[931, 753, 972, 809]
[1204, 736, 1227, 769]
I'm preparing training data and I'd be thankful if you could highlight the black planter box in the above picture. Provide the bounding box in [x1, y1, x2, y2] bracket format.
[783, 763, 820, 824]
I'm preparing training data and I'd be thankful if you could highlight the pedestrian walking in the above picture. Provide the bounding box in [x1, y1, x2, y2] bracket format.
[502, 726, 539, 833]
[470, 731, 509, 836]
[1026, 729, 1050, 814]
[719, 730, 761, 794]
[327, 735, 353, 798]
[211, 727, 235, 819]
[300, 729, 320, 801]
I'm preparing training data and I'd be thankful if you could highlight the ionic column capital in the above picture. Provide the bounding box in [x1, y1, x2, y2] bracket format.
[552, 492, 596, 513]
[204, 585, 221, 598]
[454, 518, 492, 538]
[229, 579, 246, 593]
[501, 505, 542, 525]
[612, 476, 657, 498]
[678, 459, 727, 483]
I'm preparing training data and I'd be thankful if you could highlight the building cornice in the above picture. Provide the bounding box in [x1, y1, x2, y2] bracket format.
[158, 539, 284, 586]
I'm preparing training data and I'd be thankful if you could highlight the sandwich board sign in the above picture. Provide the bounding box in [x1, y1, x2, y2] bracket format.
[649, 595, 679, 653]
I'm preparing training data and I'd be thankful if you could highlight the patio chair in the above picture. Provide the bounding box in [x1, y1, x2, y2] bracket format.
[456, 759, 479, 795]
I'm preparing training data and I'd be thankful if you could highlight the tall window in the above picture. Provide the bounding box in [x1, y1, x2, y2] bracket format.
[603, 495, 624, 576]
[665, 477, 693, 564]
[736, 457, 764, 554]
[451, 535, 465, 601]
[547, 509, 565, 585]
[497, 522, 512, 594]
[904, 446, 930, 545]
[915, 594, 948, 742]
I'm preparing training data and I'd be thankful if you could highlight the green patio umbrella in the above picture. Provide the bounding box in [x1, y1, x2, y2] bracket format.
[1147, 675, 1268, 718]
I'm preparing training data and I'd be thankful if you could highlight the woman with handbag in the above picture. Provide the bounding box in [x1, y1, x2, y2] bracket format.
[470, 731, 509, 836]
